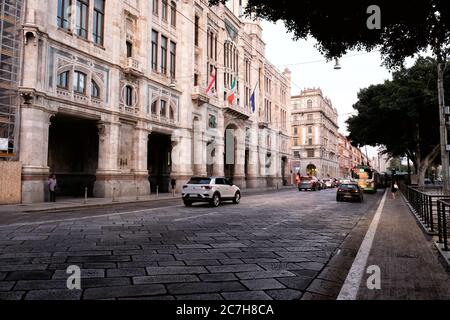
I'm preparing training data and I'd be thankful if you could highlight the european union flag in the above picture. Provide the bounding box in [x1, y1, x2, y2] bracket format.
[250, 90, 256, 113]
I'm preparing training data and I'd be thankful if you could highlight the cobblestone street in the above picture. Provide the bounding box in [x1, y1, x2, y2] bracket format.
[0, 189, 383, 300]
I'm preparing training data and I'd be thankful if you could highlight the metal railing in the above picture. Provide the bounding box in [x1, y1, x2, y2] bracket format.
[402, 185, 450, 234]
[436, 200, 450, 251]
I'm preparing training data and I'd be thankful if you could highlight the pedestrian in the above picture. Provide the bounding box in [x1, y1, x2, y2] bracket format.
[48, 174, 57, 202]
[391, 179, 399, 199]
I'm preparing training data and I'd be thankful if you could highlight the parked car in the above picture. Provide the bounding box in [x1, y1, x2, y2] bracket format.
[318, 179, 327, 190]
[182, 177, 241, 207]
[298, 176, 320, 191]
[336, 183, 364, 202]
[322, 179, 333, 189]
[332, 178, 339, 188]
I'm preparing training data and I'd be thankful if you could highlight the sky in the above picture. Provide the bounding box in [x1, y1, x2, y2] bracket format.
[261, 20, 396, 157]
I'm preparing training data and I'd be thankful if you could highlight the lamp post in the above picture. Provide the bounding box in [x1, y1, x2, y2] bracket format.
[437, 61, 450, 193]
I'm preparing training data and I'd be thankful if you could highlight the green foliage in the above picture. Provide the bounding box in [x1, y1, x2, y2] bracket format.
[346, 57, 449, 166]
[209, 0, 450, 67]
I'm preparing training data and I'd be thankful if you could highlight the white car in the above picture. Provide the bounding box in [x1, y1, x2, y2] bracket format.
[182, 177, 241, 207]
[323, 179, 333, 188]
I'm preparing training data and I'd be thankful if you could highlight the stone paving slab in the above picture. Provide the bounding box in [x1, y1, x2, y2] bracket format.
[0, 189, 385, 300]
[357, 196, 450, 300]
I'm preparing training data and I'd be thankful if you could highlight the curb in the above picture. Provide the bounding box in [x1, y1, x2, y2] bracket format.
[400, 193, 438, 236]
[401, 192, 450, 267]
[434, 242, 450, 267]
[21, 196, 180, 214]
[18, 187, 296, 214]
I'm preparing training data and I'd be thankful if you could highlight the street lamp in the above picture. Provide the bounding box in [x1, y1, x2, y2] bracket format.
[334, 58, 342, 70]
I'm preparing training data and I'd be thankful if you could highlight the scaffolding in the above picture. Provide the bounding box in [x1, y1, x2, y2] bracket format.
[0, 0, 23, 160]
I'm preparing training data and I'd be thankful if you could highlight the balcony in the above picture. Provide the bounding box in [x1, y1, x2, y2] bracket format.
[191, 86, 210, 106]
[224, 105, 250, 121]
[258, 120, 269, 129]
[292, 118, 322, 126]
[123, 57, 143, 76]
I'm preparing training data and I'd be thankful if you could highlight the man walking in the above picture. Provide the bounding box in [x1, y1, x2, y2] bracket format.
[48, 174, 57, 202]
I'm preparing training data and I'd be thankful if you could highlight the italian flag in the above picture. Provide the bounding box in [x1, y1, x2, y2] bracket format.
[227, 78, 237, 106]
[205, 70, 216, 95]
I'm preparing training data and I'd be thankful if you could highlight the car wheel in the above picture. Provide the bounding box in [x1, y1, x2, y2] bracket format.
[211, 193, 221, 207]
[233, 191, 241, 204]
[184, 201, 193, 207]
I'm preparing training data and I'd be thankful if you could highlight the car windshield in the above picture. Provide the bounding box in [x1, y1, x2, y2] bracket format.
[188, 178, 211, 185]
[340, 184, 358, 190]
[301, 177, 312, 181]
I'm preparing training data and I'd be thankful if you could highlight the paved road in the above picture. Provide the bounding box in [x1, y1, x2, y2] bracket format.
[0, 188, 383, 300]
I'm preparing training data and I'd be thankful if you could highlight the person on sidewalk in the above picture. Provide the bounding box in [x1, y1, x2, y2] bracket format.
[391, 179, 399, 199]
[48, 174, 58, 202]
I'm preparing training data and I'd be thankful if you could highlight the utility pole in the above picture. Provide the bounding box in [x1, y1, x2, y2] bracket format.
[437, 62, 450, 194]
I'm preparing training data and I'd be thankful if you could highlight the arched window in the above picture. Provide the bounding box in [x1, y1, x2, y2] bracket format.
[151, 100, 158, 114]
[91, 80, 100, 98]
[307, 99, 313, 109]
[169, 106, 175, 120]
[125, 85, 133, 106]
[73, 71, 87, 94]
[170, 1, 176, 27]
[57, 71, 69, 89]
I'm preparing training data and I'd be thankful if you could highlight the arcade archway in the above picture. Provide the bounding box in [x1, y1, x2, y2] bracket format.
[48, 114, 99, 197]
[307, 164, 318, 177]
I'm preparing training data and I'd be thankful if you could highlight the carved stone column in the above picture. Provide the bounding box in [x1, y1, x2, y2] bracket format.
[94, 121, 121, 198]
[246, 125, 260, 188]
[132, 126, 151, 196]
[170, 132, 194, 192]
[20, 104, 53, 203]
[233, 128, 246, 189]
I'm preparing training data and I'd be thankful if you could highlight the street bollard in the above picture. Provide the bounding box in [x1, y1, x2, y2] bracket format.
[112, 187, 117, 202]
[136, 186, 140, 201]
[84, 187, 88, 204]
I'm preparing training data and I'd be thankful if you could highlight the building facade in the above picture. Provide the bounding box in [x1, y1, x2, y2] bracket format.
[338, 133, 352, 178]
[11, 0, 291, 203]
[290, 88, 339, 179]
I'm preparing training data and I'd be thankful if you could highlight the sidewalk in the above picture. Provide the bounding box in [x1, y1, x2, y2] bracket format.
[357, 194, 450, 299]
[0, 185, 294, 214]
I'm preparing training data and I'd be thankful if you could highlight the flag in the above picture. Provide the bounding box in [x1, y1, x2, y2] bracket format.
[205, 69, 216, 95]
[227, 78, 237, 106]
[249, 82, 258, 113]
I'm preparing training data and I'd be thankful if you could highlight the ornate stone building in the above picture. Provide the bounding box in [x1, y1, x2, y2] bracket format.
[290, 88, 339, 179]
[12, 0, 291, 203]
[338, 133, 352, 178]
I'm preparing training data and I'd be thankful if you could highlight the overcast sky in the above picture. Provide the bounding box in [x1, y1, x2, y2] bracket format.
[261, 21, 397, 157]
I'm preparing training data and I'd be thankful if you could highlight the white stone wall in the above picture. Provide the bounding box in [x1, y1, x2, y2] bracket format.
[17, 0, 292, 202]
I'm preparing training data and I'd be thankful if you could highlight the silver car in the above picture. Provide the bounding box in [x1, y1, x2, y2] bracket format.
[182, 177, 241, 207]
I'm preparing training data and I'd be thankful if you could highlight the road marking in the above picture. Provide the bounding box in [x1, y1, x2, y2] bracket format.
[337, 190, 388, 300]
[0, 205, 183, 228]
[174, 212, 218, 222]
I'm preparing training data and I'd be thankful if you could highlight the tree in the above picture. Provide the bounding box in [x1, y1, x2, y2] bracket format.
[347, 57, 450, 186]
[209, 0, 450, 189]
[209, 1, 450, 66]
